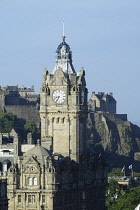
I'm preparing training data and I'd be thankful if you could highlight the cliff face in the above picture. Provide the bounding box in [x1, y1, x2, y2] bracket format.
[87, 113, 140, 170]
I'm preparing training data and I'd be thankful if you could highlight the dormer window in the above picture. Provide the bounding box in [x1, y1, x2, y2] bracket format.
[28, 177, 37, 186]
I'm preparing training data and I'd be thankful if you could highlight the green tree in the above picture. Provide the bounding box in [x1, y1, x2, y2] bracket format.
[0, 110, 40, 142]
[0, 109, 4, 118]
[110, 186, 140, 210]
[0, 111, 15, 133]
[107, 180, 121, 196]
[24, 120, 36, 133]
[106, 180, 123, 209]
[108, 168, 123, 177]
[14, 118, 26, 139]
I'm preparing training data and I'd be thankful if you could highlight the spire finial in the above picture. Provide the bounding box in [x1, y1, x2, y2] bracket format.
[62, 19, 65, 42]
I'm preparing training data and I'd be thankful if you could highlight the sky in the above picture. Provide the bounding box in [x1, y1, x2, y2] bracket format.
[0, 0, 140, 124]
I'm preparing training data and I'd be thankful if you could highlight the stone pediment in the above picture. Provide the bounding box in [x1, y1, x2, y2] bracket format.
[50, 77, 68, 86]
[54, 68, 65, 77]
[22, 156, 39, 167]
[49, 69, 68, 86]
[26, 157, 37, 164]
[23, 165, 40, 174]
[22, 157, 40, 173]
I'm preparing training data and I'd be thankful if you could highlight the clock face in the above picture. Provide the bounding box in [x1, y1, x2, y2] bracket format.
[81, 90, 84, 103]
[52, 90, 66, 104]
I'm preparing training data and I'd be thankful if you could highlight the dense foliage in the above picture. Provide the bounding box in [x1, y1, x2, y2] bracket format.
[108, 168, 124, 177]
[0, 110, 23, 134]
[0, 110, 40, 141]
[106, 180, 140, 210]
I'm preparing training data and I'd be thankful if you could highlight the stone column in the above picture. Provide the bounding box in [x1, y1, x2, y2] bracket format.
[48, 192, 54, 210]
[37, 192, 40, 210]
[50, 117, 54, 137]
[23, 193, 26, 210]
[66, 116, 70, 157]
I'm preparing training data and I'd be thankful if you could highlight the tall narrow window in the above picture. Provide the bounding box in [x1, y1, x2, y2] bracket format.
[33, 177, 37, 185]
[28, 195, 35, 203]
[28, 177, 32, 186]
[52, 176, 55, 184]
[42, 195, 46, 203]
[18, 195, 21, 203]
[76, 96, 79, 104]
[82, 191, 86, 200]
[32, 195, 35, 203]
[3, 163, 7, 172]
[28, 195, 31, 203]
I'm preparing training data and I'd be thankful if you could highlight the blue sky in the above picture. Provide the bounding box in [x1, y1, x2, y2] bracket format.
[0, 0, 140, 123]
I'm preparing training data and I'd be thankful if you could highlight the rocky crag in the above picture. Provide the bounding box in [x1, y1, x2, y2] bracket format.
[87, 112, 140, 172]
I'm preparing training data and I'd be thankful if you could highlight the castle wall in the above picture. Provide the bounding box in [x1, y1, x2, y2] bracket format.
[5, 105, 40, 124]
[5, 96, 20, 105]
[0, 94, 5, 110]
[114, 114, 127, 121]
[103, 113, 127, 121]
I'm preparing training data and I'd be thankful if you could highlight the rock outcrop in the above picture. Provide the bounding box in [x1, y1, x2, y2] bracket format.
[87, 112, 140, 171]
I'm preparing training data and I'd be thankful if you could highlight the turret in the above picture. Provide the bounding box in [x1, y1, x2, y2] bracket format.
[53, 36, 75, 74]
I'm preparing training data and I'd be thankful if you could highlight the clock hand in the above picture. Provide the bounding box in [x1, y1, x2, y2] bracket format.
[56, 96, 60, 102]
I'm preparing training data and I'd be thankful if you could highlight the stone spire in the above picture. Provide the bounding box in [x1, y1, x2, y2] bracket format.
[53, 36, 75, 74]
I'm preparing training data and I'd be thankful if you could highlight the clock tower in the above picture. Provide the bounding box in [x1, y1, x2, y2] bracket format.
[40, 36, 88, 163]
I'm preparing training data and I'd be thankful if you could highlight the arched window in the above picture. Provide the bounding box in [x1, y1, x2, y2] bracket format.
[33, 177, 37, 185]
[28, 177, 32, 186]
[52, 176, 55, 184]
[82, 191, 86, 200]
[56, 118, 59, 123]
[61, 118, 65, 123]
[3, 163, 7, 172]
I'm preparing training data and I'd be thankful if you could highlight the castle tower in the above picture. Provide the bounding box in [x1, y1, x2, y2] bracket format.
[40, 36, 88, 163]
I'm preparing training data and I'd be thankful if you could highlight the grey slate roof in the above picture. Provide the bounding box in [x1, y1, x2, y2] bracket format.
[23, 145, 50, 159]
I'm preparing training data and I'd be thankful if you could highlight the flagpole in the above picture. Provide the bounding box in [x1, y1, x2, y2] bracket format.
[128, 164, 133, 177]
[122, 165, 125, 177]
[132, 168, 134, 177]
[62, 19, 65, 37]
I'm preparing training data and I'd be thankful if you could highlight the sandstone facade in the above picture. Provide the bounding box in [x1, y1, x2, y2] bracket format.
[0, 37, 108, 210]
